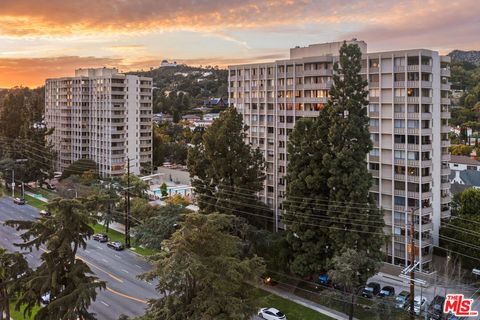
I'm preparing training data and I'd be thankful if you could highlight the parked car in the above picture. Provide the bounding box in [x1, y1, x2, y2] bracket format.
[427, 295, 445, 319]
[361, 282, 381, 298]
[93, 233, 108, 242]
[318, 274, 331, 286]
[40, 292, 51, 305]
[378, 286, 395, 298]
[39, 210, 50, 217]
[13, 197, 25, 205]
[258, 307, 287, 320]
[395, 291, 410, 309]
[412, 296, 428, 315]
[107, 241, 124, 251]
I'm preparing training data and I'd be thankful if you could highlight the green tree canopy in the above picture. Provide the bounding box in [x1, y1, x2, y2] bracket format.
[6, 198, 105, 320]
[0, 248, 30, 320]
[140, 213, 265, 320]
[187, 107, 270, 228]
[133, 204, 188, 250]
[60, 159, 98, 181]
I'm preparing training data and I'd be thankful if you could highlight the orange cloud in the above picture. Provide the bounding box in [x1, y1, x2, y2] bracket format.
[0, 54, 287, 88]
[0, 56, 121, 88]
[0, 0, 410, 36]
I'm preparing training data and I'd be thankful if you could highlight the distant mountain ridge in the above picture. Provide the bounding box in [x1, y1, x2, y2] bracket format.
[448, 50, 480, 66]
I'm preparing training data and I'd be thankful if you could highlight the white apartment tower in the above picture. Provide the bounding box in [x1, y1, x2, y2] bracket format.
[228, 40, 451, 272]
[45, 68, 153, 177]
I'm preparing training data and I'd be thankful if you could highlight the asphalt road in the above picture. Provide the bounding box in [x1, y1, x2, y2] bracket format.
[0, 197, 158, 320]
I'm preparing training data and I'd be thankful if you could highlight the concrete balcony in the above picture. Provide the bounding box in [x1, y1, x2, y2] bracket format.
[369, 111, 379, 118]
[441, 167, 451, 175]
[441, 182, 450, 189]
[442, 154, 451, 161]
[441, 112, 451, 119]
[394, 81, 405, 88]
[441, 98, 451, 105]
[394, 189, 406, 196]
[369, 126, 380, 133]
[370, 169, 380, 177]
[441, 68, 451, 77]
[421, 81, 432, 88]
[394, 112, 405, 119]
[441, 83, 451, 91]
[369, 155, 380, 162]
[302, 69, 333, 77]
[394, 66, 405, 73]
[441, 125, 451, 133]
[370, 185, 379, 192]
[441, 140, 450, 147]
[441, 208, 451, 219]
[407, 65, 419, 72]
[421, 97, 432, 104]
[369, 82, 380, 88]
[441, 195, 452, 204]
[394, 127, 405, 134]
[394, 97, 405, 103]
[394, 143, 405, 150]
[394, 158, 405, 165]
[369, 96, 380, 103]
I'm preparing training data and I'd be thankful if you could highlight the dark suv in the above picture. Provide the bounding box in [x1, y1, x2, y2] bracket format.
[361, 282, 381, 298]
[93, 233, 108, 242]
[427, 295, 445, 319]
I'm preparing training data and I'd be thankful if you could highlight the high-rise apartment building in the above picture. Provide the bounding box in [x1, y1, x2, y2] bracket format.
[228, 40, 451, 271]
[45, 68, 153, 177]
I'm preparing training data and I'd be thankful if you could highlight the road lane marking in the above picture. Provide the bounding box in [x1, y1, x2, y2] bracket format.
[102, 258, 108, 263]
[114, 254, 120, 258]
[76, 256, 124, 283]
[121, 269, 129, 274]
[40, 248, 124, 283]
[106, 287, 147, 304]
[100, 301, 110, 307]
[135, 264, 142, 269]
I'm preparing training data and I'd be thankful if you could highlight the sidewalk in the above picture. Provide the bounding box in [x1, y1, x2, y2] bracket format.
[24, 191, 49, 203]
[259, 284, 354, 320]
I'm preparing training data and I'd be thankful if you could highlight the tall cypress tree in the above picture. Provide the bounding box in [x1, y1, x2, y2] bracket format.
[283, 118, 332, 277]
[323, 43, 384, 282]
[187, 107, 270, 228]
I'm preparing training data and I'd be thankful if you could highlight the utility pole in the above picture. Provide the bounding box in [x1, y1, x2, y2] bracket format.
[11, 169, 14, 198]
[409, 207, 415, 320]
[125, 158, 131, 248]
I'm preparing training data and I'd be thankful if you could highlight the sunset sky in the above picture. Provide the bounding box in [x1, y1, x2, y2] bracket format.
[1, 0, 479, 88]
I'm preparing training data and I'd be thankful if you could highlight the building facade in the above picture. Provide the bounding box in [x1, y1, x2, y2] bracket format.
[228, 40, 451, 271]
[45, 68, 153, 177]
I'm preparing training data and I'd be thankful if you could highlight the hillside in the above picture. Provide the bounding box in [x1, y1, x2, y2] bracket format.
[130, 65, 228, 114]
[449, 50, 480, 67]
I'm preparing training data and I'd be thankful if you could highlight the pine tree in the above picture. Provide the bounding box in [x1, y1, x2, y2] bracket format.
[140, 213, 265, 320]
[0, 248, 30, 320]
[187, 107, 270, 228]
[283, 118, 332, 276]
[323, 43, 384, 278]
[6, 198, 105, 320]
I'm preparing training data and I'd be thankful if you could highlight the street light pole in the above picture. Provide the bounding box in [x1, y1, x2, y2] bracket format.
[125, 158, 131, 248]
[409, 207, 416, 320]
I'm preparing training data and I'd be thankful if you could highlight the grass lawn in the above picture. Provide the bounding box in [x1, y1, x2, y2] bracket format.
[23, 193, 47, 210]
[92, 223, 157, 256]
[256, 289, 334, 320]
[9, 302, 40, 320]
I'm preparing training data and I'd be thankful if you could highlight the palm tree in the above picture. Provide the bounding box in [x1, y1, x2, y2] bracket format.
[0, 248, 30, 320]
[6, 198, 106, 320]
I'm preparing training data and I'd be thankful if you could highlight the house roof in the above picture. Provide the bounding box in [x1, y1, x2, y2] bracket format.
[450, 155, 480, 166]
[460, 170, 480, 186]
